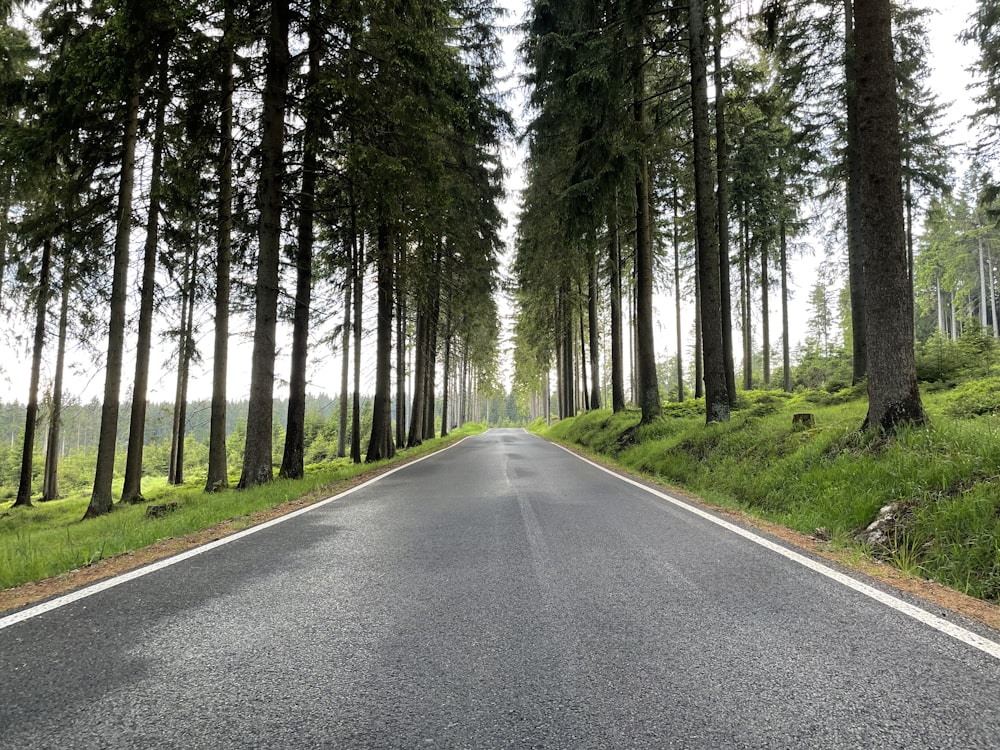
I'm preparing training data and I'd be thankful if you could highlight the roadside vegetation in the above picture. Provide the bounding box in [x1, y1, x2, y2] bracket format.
[534, 382, 1000, 605]
[0, 424, 485, 592]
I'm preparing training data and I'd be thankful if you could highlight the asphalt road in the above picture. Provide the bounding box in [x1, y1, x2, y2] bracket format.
[2, 428, 999, 749]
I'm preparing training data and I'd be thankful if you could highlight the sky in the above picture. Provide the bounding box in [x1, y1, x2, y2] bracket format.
[0, 0, 986, 408]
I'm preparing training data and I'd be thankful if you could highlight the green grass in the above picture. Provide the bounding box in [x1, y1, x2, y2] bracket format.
[0, 424, 485, 591]
[539, 386, 1000, 603]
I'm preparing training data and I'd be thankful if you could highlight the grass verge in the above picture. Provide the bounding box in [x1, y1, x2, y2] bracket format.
[0, 424, 485, 596]
[535, 386, 1000, 605]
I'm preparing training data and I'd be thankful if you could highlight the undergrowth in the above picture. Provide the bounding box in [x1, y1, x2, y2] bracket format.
[539, 386, 1000, 603]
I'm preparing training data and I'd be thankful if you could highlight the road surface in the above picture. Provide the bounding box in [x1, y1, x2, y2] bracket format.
[2, 428, 999, 748]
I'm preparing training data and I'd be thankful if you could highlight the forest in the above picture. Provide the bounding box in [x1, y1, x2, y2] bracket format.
[3, 0, 1000, 556]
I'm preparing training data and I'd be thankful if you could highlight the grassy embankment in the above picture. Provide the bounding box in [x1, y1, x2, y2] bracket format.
[0, 424, 485, 592]
[534, 380, 1000, 604]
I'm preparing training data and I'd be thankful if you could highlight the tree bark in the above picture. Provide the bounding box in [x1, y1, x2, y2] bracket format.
[206, 0, 235, 493]
[337, 243, 352, 458]
[761, 240, 771, 387]
[168, 242, 198, 486]
[366, 221, 396, 462]
[407, 308, 427, 447]
[42, 260, 71, 502]
[845, 0, 868, 384]
[673, 188, 685, 402]
[395, 240, 406, 448]
[440, 294, 452, 437]
[854, 0, 926, 431]
[588, 250, 601, 410]
[780, 219, 791, 392]
[239, 0, 290, 488]
[351, 217, 363, 464]
[608, 208, 626, 412]
[15, 237, 53, 508]
[689, 0, 729, 422]
[86, 89, 140, 519]
[280, 0, 321, 480]
[714, 2, 736, 407]
[123, 43, 170, 504]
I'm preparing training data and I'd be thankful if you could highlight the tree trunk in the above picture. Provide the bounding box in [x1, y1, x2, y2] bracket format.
[337, 242, 352, 458]
[239, 0, 290, 488]
[123, 43, 170, 504]
[780, 219, 791, 392]
[351, 219, 364, 464]
[673, 188, 685, 402]
[43, 261, 71, 502]
[440, 295, 452, 438]
[608, 208, 626, 412]
[854, 0, 926, 431]
[694, 241, 704, 399]
[15, 237, 53, 508]
[407, 308, 427, 447]
[689, 0, 729, 422]
[714, 2, 736, 407]
[206, 0, 235, 493]
[367, 221, 396, 462]
[85, 89, 140, 519]
[0, 168, 10, 314]
[979, 234, 989, 328]
[280, 0, 320, 480]
[168, 242, 198, 486]
[423, 263, 440, 440]
[761, 240, 771, 387]
[845, 0, 868, 384]
[588, 251, 601, 410]
[395, 240, 406, 448]
[989, 244, 998, 336]
[634, 105, 661, 422]
[578, 295, 589, 411]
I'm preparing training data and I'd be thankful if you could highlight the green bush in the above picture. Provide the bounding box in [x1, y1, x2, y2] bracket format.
[941, 377, 1000, 417]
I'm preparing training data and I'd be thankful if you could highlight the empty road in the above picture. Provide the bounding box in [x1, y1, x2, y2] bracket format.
[2, 428, 999, 748]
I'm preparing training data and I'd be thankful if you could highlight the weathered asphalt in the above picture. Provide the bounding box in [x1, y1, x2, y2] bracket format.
[1, 428, 998, 748]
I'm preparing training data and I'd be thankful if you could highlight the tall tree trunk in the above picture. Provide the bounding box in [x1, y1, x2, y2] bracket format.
[239, 0, 290, 488]
[367, 221, 396, 462]
[979, 234, 989, 328]
[337, 242, 352, 458]
[169, 243, 198, 486]
[845, 0, 868, 384]
[85, 88, 140, 519]
[15, 237, 53, 508]
[634, 106, 661, 422]
[936, 276, 944, 333]
[407, 309, 427, 447]
[351, 219, 363, 464]
[761, 240, 771, 387]
[673, 189, 684, 402]
[714, 2, 736, 407]
[206, 0, 235, 493]
[395, 239, 406, 448]
[694, 241, 704, 399]
[854, 0, 925, 431]
[608, 208, 626, 412]
[989, 244, 998, 336]
[123, 44, 170, 504]
[280, 0, 321, 480]
[689, 0, 729, 422]
[588, 251, 601, 410]
[42, 261, 71, 502]
[578, 295, 589, 411]
[423, 262, 440, 440]
[741, 206, 753, 389]
[0, 168, 10, 314]
[780, 219, 791, 392]
[440, 295, 452, 438]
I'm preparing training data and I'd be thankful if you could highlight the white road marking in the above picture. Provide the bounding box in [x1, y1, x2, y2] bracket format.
[0, 437, 472, 632]
[550, 440, 1000, 662]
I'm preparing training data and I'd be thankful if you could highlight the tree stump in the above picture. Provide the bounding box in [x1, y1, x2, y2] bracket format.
[145, 502, 179, 519]
[792, 413, 816, 430]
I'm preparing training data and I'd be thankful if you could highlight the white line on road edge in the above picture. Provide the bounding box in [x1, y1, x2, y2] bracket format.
[552, 441, 1000, 662]
[0, 436, 473, 632]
